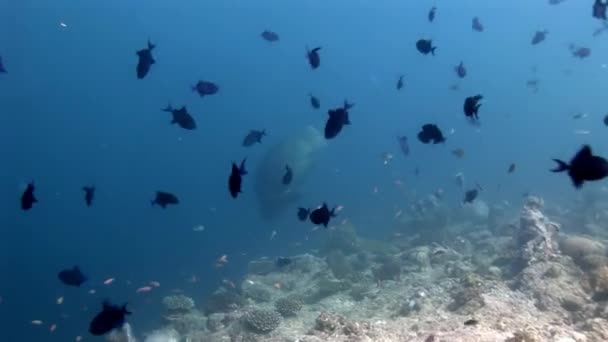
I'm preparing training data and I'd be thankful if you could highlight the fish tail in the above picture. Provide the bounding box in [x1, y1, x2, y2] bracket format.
[551, 159, 569, 172]
[147, 40, 155, 50]
[313, 47, 322, 52]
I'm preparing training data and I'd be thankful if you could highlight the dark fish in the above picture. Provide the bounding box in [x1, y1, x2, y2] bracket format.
[570, 45, 591, 59]
[163, 105, 196, 130]
[551, 145, 608, 188]
[282, 165, 293, 185]
[531, 30, 548, 45]
[549, 0, 566, 4]
[261, 30, 279, 42]
[0, 56, 6, 73]
[191, 80, 219, 97]
[82, 186, 95, 207]
[309, 203, 336, 227]
[603, 114, 608, 126]
[464, 319, 479, 326]
[416, 39, 436, 55]
[428, 7, 437, 22]
[463, 189, 479, 203]
[593, 0, 607, 20]
[136, 40, 155, 79]
[397, 135, 409, 157]
[297, 207, 310, 221]
[306, 46, 322, 69]
[242, 129, 266, 147]
[452, 148, 465, 159]
[151, 191, 179, 208]
[417, 124, 446, 144]
[309, 93, 320, 109]
[526, 79, 539, 93]
[463, 95, 483, 120]
[472, 17, 484, 32]
[454, 61, 466, 78]
[58, 266, 87, 287]
[21, 182, 37, 211]
[89, 301, 131, 336]
[396, 75, 404, 90]
[276, 257, 292, 268]
[508, 163, 516, 174]
[229, 158, 248, 198]
[324, 100, 354, 139]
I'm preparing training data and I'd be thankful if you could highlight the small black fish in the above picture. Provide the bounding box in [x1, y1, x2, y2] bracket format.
[89, 301, 131, 336]
[455, 61, 467, 78]
[508, 163, 516, 174]
[163, 105, 197, 130]
[82, 186, 95, 207]
[306, 46, 322, 69]
[428, 6, 437, 22]
[136, 40, 155, 79]
[229, 158, 248, 198]
[191, 80, 219, 97]
[397, 135, 409, 157]
[21, 182, 37, 211]
[531, 30, 548, 45]
[276, 257, 292, 268]
[58, 266, 87, 287]
[417, 124, 446, 144]
[309, 93, 320, 109]
[261, 30, 279, 42]
[603, 114, 608, 126]
[549, 0, 566, 4]
[242, 130, 266, 147]
[324, 100, 354, 139]
[464, 319, 479, 326]
[570, 45, 591, 58]
[309, 203, 336, 227]
[282, 165, 293, 185]
[463, 189, 479, 203]
[396, 75, 404, 90]
[151, 191, 179, 208]
[0, 56, 6, 73]
[472, 17, 484, 32]
[593, 0, 607, 20]
[416, 39, 436, 55]
[551, 145, 608, 188]
[463, 95, 483, 120]
[297, 207, 310, 221]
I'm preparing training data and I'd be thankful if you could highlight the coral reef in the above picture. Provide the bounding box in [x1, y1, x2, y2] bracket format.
[275, 295, 304, 317]
[242, 309, 283, 333]
[162, 294, 195, 314]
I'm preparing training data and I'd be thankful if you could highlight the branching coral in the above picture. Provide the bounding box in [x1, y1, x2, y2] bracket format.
[274, 296, 303, 317]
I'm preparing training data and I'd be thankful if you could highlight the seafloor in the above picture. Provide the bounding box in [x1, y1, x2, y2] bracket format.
[109, 191, 608, 342]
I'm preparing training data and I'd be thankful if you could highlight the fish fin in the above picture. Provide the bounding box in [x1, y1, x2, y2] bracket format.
[571, 175, 584, 188]
[550, 159, 569, 172]
[475, 104, 482, 114]
[572, 145, 593, 164]
[147, 40, 155, 50]
[240, 158, 248, 175]
[312, 47, 322, 53]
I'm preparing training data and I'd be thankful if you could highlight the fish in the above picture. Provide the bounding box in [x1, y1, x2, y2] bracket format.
[162, 105, 197, 130]
[309, 203, 336, 227]
[531, 30, 548, 45]
[261, 30, 279, 42]
[82, 186, 95, 207]
[603, 114, 608, 126]
[89, 301, 131, 336]
[58, 266, 87, 287]
[416, 39, 436, 55]
[0, 56, 6, 73]
[472, 17, 484, 32]
[136, 40, 155, 79]
[463, 189, 479, 204]
[570, 45, 591, 59]
[382, 152, 394, 165]
[572, 112, 588, 120]
[151, 191, 179, 208]
[549, 0, 566, 4]
[297, 208, 310, 221]
[21, 182, 37, 211]
[229, 158, 248, 198]
[454, 61, 466, 78]
[306, 46, 322, 69]
[276, 257, 292, 268]
[428, 6, 437, 22]
[452, 148, 465, 159]
[309, 93, 320, 109]
[397, 135, 409, 157]
[242, 129, 266, 147]
[324, 100, 354, 139]
[191, 80, 219, 97]
[464, 319, 479, 326]
[593, 0, 607, 20]
[508, 163, 516, 174]
[282, 165, 293, 185]
[396, 75, 404, 90]
[551, 145, 608, 188]
[417, 124, 446, 144]
[463, 95, 483, 120]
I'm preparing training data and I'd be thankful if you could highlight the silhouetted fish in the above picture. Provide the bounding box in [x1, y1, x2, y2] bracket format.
[82, 186, 95, 207]
[136, 40, 155, 79]
[463, 189, 478, 203]
[282, 165, 293, 185]
[603, 114, 608, 126]
[306, 46, 322, 69]
[261, 30, 279, 42]
[531, 30, 548, 45]
[89, 301, 131, 336]
[417, 124, 446, 144]
[151, 191, 179, 208]
[508, 163, 516, 174]
[297, 207, 310, 221]
[242, 130, 266, 147]
[428, 7, 437, 22]
[397, 135, 409, 157]
[472, 17, 484, 32]
[324, 100, 354, 139]
[455, 61, 467, 78]
[396, 75, 404, 90]
[58, 266, 87, 287]
[21, 182, 37, 211]
[463, 95, 483, 120]
[163, 105, 196, 130]
[593, 0, 607, 20]
[309, 93, 320, 109]
[570, 45, 591, 58]
[0, 56, 6, 73]
[416, 39, 436, 55]
[309, 203, 336, 227]
[551, 145, 608, 188]
[229, 158, 248, 198]
[191, 80, 219, 97]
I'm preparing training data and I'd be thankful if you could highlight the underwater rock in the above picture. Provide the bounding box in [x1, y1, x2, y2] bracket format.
[242, 309, 283, 333]
[253, 126, 327, 220]
[274, 295, 304, 317]
[206, 313, 226, 332]
[247, 257, 278, 275]
[321, 223, 360, 256]
[204, 287, 245, 314]
[326, 251, 354, 280]
[242, 282, 272, 303]
[559, 235, 606, 270]
[162, 294, 195, 314]
[517, 196, 560, 266]
[105, 323, 136, 342]
[304, 276, 348, 304]
[143, 328, 179, 342]
[372, 256, 402, 281]
[311, 312, 369, 337]
[164, 312, 207, 337]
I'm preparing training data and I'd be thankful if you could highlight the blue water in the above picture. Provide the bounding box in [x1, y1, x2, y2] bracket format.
[2, 0, 608, 340]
